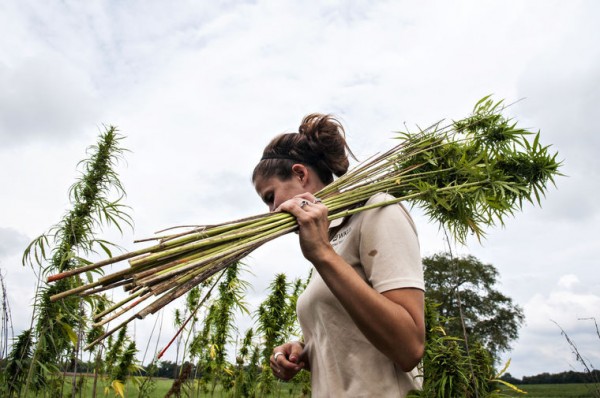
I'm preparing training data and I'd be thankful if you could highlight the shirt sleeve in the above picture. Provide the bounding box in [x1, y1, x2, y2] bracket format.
[358, 193, 425, 293]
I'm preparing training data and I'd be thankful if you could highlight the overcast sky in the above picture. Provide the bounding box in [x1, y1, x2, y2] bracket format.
[1, 0, 599, 379]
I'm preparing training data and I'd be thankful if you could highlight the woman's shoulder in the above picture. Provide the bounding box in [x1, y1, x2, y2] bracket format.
[362, 192, 418, 235]
[365, 191, 397, 205]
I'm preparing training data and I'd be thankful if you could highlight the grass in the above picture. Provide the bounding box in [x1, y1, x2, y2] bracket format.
[507, 383, 598, 397]
[52, 377, 598, 398]
[55, 375, 306, 398]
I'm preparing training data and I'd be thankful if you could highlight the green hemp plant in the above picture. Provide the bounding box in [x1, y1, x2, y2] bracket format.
[15, 126, 133, 396]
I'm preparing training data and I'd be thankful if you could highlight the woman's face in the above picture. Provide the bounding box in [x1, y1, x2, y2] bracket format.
[254, 174, 305, 212]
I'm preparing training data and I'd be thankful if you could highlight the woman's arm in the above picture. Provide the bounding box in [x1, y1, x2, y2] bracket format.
[309, 250, 424, 371]
[278, 194, 425, 371]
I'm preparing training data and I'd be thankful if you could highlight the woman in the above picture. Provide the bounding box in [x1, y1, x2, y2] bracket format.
[252, 114, 425, 397]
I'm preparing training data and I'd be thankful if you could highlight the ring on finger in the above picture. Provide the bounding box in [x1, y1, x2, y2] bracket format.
[299, 200, 309, 209]
[313, 197, 322, 204]
[274, 352, 284, 361]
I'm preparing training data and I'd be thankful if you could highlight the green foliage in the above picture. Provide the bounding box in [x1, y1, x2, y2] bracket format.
[423, 252, 524, 361]
[409, 299, 522, 398]
[85, 296, 108, 350]
[16, 126, 133, 394]
[231, 328, 258, 398]
[254, 274, 287, 396]
[398, 95, 562, 243]
[515, 369, 600, 385]
[5, 329, 34, 397]
[257, 274, 287, 359]
[104, 327, 128, 380]
[187, 264, 250, 394]
[22, 126, 131, 272]
[213, 264, 250, 368]
[253, 273, 308, 396]
[112, 341, 138, 384]
[99, 326, 141, 397]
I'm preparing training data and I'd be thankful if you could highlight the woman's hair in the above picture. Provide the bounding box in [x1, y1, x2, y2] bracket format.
[252, 113, 355, 185]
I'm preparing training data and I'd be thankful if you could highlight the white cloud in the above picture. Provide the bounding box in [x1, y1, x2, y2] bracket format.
[0, 227, 30, 257]
[557, 274, 581, 291]
[499, 275, 600, 378]
[526, 291, 600, 333]
[0, 54, 100, 146]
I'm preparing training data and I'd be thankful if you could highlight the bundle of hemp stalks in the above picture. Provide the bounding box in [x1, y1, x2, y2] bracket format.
[47, 97, 561, 349]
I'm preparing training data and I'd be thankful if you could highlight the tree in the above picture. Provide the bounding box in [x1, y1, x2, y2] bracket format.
[156, 360, 177, 378]
[423, 252, 524, 361]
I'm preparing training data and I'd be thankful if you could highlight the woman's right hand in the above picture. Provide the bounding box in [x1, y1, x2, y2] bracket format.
[270, 341, 308, 381]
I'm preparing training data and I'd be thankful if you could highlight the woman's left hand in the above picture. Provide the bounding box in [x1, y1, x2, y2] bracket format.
[277, 193, 333, 264]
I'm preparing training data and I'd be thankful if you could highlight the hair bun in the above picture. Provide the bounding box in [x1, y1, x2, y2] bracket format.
[252, 113, 355, 185]
[299, 113, 343, 138]
[298, 113, 354, 178]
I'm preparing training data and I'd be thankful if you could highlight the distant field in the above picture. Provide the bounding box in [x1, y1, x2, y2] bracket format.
[52, 377, 599, 397]
[57, 376, 305, 397]
[508, 383, 599, 397]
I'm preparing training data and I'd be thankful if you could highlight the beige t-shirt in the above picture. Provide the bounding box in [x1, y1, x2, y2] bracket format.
[296, 192, 424, 397]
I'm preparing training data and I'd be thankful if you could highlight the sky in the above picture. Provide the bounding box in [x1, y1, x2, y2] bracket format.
[1, 0, 599, 379]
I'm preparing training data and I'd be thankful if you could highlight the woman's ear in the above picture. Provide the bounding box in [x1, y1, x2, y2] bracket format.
[291, 164, 309, 186]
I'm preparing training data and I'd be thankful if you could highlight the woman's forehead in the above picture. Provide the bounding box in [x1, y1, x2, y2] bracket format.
[253, 175, 278, 192]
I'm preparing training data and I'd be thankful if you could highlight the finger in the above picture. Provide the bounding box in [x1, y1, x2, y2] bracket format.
[293, 192, 319, 204]
[298, 194, 323, 206]
[271, 362, 295, 381]
[299, 199, 311, 210]
[272, 350, 299, 368]
[277, 199, 310, 216]
[270, 358, 284, 377]
[273, 351, 288, 369]
[293, 194, 327, 215]
[277, 357, 304, 372]
[276, 193, 325, 213]
[289, 344, 304, 363]
[273, 365, 297, 382]
[273, 351, 285, 365]
[275, 197, 308, 213]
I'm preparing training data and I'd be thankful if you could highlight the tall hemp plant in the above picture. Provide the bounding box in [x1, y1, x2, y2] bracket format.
[4, 329, 33, 397]
[185, 263, 249, 396]
[18, 126, 133, 395]
[254, 273, 308, 396]
[209, 264, 250, 395]
[231, 328, 258, 398]
[162, 285, 203, 397]
[169, 280, 219, 397]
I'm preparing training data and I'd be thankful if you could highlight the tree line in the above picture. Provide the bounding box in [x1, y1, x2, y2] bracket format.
[502, 370, 600, 385]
